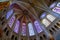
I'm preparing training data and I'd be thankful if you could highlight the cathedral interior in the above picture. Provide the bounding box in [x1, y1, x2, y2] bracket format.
[0, 0, 60, 40]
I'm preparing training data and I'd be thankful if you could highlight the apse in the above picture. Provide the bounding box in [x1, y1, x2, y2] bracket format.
[0, 0, 60, 40]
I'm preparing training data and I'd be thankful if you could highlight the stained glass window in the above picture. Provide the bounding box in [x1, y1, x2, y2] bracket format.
[8, 15, 15, 28]
[34, 20, 43, 33]
[14, 20, 20, 33]
[6, 9, 13, 19]
[40, 12, 46, 19]
[42, 19, 51, 27]
[52, 7, 60, 14]
[22, 23, 26, 36]
[47, 14, 56, 22]
[28, 23, 35, 36]
[49, 2, 56, 8]
[57, 2, 60, 7]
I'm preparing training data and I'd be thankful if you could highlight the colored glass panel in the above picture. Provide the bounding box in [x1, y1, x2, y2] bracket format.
[34, 20, 43, 33]
[40, 12, 46, 19]
[57, 2, 60, 7]
[14, 20, 20, 33]
[8, 15, 15, 28]
[28, 23, 35, 36]
[50, 2, 56, 8]
[22, 23, 26, 36]
[6, 9, 13, 19]
[42, 19, 51, 27]
[47, 14, 56, 22]
[52, 7, 60, 14]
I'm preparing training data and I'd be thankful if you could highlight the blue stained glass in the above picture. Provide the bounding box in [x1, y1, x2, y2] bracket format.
[8, 15, 15, 28]
[9, 3, 15, 8]
[14, 20, 20, 33]
[50, 2, 60, 18]
[6, 9, 13, 19]
[52, 7, 60, 14]
[40, 12, 46, 19]
[52, 7, 60, 18]
[57, 2, 60, 7]
[49, 2, 56, 8]
[22, 23, 26, 36]
[28, 23, 35, 36]
[34, 20, 43, 33]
